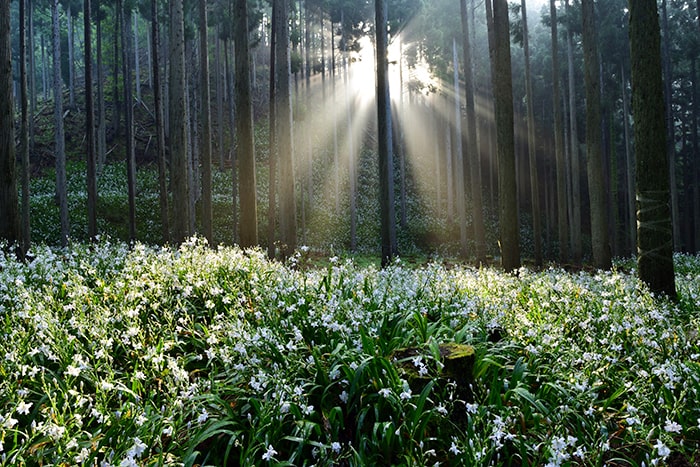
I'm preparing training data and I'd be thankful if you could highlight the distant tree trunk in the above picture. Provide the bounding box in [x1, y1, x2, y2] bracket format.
[169, 0, 191, 243]
[96, 12, 107, 174]
[621, 65, 635, 255]
[199, 0, 213, 243]
[493, 0, 520, 271]
[134, 14, 141, 102]
[268, 0, 278, 258]
[452, 38, 468, 256]
[0, 0, 20, 248]
[20, 0, 31, 253]
[342, 12, 357, 251]
[112, 7, 121, 140]
[237, 0, 259, 248]
[121, 1, 137, 241]
[660, 0, 680, 251]
[52, 0, 70, 246]
[550, 0, 568, 262]
[151, 0, 169, 244]
[519, 0, 541, 266]
[692, 57, 700, 252]
[216, 32, 225, 171]
[67, 6, 75, 108]
[86, 0, 97, 241]
[581, 0, 610, 269]
[628, 0, 677, 298]
[565, 0, 581, 264]
[376, 0, 397, 266]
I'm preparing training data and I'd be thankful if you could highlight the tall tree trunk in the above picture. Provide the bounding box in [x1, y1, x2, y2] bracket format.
[342, 11, 356, 251]
[20, 0, 31, 253]
[622, 65, 635, 256]
[661, 0, 680, 251]
[628, 0, 676, 298]
[169, 0, 191, 243]
[519, 0, 541, 266]
[376, 0, 397, 266]
[692, 57, 700, 252]
[97, 13, 107, 173]
[581, 0, 610, 269]
[237, 0, 259, 248]
[565, 0, 581, 264]
[134, 14, 141, 101]
[493, 0, 520, 271]
[53, 0, 69, 246]
[199, 0, 213, 243]
[121, 1, 137, 241]
[550, 0, 568, 262]
[67, 6, 75, 109]
[112, 7, 121, 140]
[268, 0, 278, 258]
[0, 0, 20, 249]
[151, 0, 169, 243]
[216, 32, 225, 171]
[452, 38, 468, 256]
[86, 0, 97, 241]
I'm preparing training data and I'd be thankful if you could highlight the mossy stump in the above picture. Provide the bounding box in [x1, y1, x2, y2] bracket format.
[391, 343, 475, 396]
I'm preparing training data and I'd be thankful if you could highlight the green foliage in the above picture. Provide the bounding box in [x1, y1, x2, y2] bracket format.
[1, 240, 699, 465]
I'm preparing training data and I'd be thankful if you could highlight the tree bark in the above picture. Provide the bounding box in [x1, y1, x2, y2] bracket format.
[550, 0, 568, 262]
[565, 0, 581, 264]
[237, 0, 259, 248]
[20, 0, 31, 253]
[628, 0, 677, 298]
[151, 0, 169, 244]
[660, 0, 680, 251]
[582, 0, 611, 270]
[86, 0, 97, 241]
[519, 0, 541, 266]
[376, 0, 397, 266]
[121, 1, 137, 242]
[621, 65, 635, 256]
[169, 0, 191, 243]
[199, 0, 213, 243]
[493, 0, 520, 271]
[53, 0, 69, 246]
[452, 38, 468, 256]
[0, 0, 20, 248]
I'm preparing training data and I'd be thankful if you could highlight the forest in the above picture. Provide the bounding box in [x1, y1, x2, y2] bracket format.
[0, 0, 700, 465]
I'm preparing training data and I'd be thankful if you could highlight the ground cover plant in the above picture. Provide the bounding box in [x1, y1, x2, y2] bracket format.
[1, 238, 699, 466]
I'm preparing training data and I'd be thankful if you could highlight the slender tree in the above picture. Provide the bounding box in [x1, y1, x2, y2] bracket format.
[121, 0, 137, 241]
[493, 0, 520, 271]
[199, 0, 213, 243]
[582, 0, 611, 269]
[518, 0, 541, 266]
[151, 0, 169, 243]
[0, 0, 20, 248]
[628, 0, 677, 298]
[550, 0, 568, 262]
[86, 0, 97, 240]
[268, 1, 278, 258]
[565, 0, 581, 264]
[20, 0, 31, 253]
[237, 0, 259, 247]
[376, 0, 397, 266]
[169, 0, 191, 243]
[53, 0, 70, 246]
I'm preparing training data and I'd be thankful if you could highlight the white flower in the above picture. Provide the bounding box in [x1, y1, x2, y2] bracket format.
[16, 401, 33, 415]
[331, 441, 341, 453]
[654, 439, 671, 458]
[449, 440, 461, 455]
[664, 419, 682, 433]
[262, 444, 277, 461]
[465, 403, 479, 414]
[379, 388, 392, 398]
[339, 391, 348, 403]
[127, 437, 147, 458]
[400, 389, 412, 400]
[66, 365, 81, 377]
[119, 458, 138, 467]
[197, 409, 209, 424]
